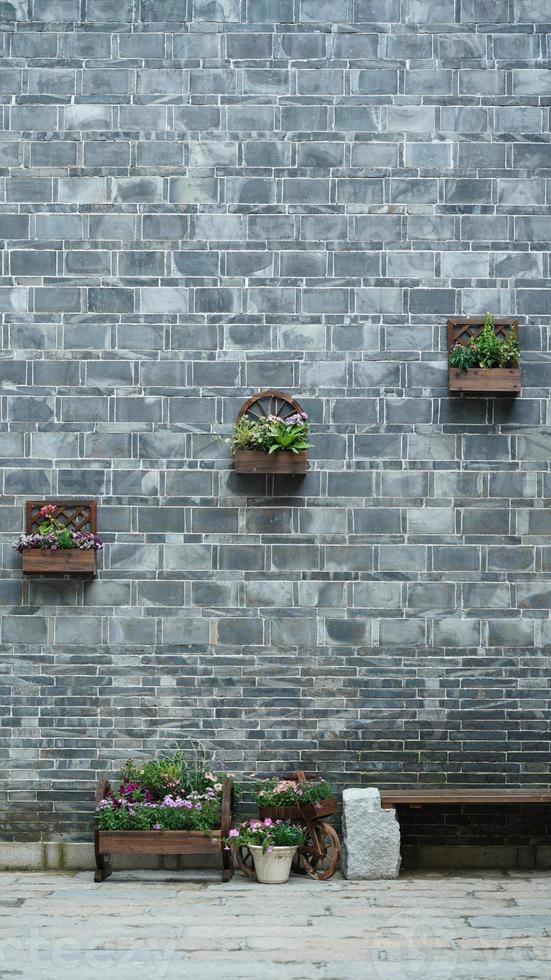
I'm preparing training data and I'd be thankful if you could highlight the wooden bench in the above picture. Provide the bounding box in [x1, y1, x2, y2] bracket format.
[343, 787, 551, 878]
[376, 788, 551, 871]
[380, 788, 551, 808]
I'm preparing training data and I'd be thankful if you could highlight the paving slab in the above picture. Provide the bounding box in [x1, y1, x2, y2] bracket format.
[1, 870, 551, 979]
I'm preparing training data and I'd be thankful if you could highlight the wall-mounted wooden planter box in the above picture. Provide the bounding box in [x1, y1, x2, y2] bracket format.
[22, 500, 98, 575]
[233, 390, 308, 475]
[94, 777, 235, 883]
[234, 449, 307, 474]
[22, 549, 96, 574]
[448, 318, 521, 394]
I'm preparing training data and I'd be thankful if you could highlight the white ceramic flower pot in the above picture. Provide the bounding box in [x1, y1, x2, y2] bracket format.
[248, 844, 298, 884]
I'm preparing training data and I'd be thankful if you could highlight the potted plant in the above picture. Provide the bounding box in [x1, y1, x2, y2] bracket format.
[15, 501, 103, 574]
[226, 818, 306, 884]
[254, 776, 337, 822]
[94, 746, 236, 882]
[448, 313, 521, 393]
[231, 390, 312, 474]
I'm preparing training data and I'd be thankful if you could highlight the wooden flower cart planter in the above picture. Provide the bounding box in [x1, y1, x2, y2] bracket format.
[21, 501, 97, 575]
[93, 776, 235, 883]
[236, 770, 341, 881]
[448, 318, 521, 394]
[234, 390, 308, 475]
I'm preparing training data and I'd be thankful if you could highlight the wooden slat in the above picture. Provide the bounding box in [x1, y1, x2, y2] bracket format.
[98, 830, 222, 854]
[380, 788, 551, 808]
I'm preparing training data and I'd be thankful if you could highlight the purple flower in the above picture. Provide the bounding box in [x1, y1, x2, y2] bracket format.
[283, 411, 308, 426]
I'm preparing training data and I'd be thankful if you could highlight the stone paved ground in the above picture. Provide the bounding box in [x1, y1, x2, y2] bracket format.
[1, 871, 551, 979]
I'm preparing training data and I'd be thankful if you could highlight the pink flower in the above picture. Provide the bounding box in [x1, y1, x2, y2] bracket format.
[273, 780, 297, 794]
[214, 783, 223, 792]
[228, 828, 239, 838]
[263, 818, 273, 827]
[153, 823, 161, 830]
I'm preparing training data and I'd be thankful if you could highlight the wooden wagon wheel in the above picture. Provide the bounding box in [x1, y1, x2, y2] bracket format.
[237, 390, 305, 422]
[234, 845, 256, 879]
[301, 822, 340, 881]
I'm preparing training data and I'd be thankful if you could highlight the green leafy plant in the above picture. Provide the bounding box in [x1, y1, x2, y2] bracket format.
[230, 412, 312, 456]
[448, 342, 479, 372]
[476, 313, 504, 368]
[499, 328, 520, 368]
[225, 818, 306, 852]
[449, 313, 520, 372]
[231, 416, 258, 451]
[254, 777, 334, 807]
[122, 744, 233, 800]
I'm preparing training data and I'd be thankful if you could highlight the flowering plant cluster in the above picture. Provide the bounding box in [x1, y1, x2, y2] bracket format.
[254, 778, 334, 807]
[225, 818, 306, 853]
[96, 747, 233, 832]
[96, 787, 222, 832]
[231, 411, 312, 456]
[14, 504, 103, 553]
[449, 313, 520, 372]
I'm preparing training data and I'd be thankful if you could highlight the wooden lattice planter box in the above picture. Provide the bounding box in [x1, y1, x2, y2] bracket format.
[94, 777, 235, 883]
[233, 390, 309, 475]
[448, 317, 521, 394]
[21, 500, 98, 575]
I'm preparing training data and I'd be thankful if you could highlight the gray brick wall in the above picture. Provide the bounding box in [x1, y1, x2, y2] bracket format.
[1, 0, 551, 839]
